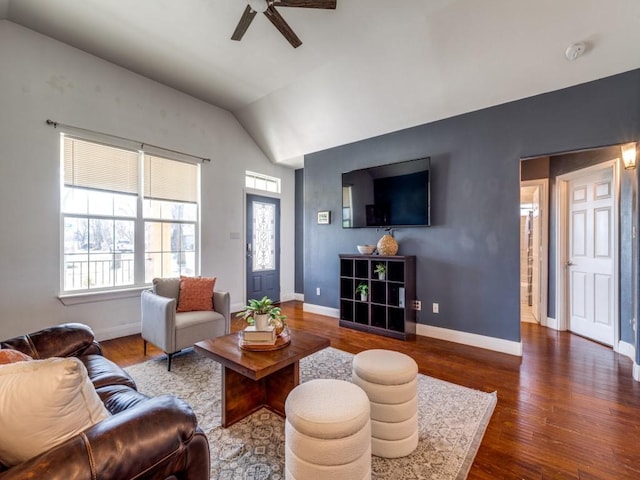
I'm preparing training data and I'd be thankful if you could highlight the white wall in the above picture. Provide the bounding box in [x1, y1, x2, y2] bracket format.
[0, 21, 295, 341]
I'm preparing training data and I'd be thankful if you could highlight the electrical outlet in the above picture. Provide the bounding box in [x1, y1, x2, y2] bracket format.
[432, 303, 439, 314]
[412, 300, 421, 311]
[316, 287, 321, 296]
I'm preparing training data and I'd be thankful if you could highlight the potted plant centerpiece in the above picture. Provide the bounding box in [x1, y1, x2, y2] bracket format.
[236, 296, 287, 334]
[355, 283, 369, 301]
[374, 263, 386, 280]
[236, 296, 274, 330]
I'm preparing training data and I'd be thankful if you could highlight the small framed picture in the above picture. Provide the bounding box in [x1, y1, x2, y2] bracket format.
[317, 211, 331, 224]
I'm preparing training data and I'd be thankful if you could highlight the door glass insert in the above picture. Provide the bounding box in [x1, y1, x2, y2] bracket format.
[252, 200, 276, 272]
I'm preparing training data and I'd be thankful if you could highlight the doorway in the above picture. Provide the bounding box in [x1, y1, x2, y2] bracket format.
[521, 146, 626, 349]
[520, 180, 548, 325]
[245, 194, 281, 303]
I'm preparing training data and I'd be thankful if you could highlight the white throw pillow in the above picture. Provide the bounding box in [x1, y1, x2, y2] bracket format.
[0, 357, 110, 466]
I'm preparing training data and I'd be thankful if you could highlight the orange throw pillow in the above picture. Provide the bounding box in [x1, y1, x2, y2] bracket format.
[0, 349, 33, 365]
[177, 276, 216, 312]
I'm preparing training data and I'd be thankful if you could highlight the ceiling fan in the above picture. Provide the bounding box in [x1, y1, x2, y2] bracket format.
[231, 0, 337, 48]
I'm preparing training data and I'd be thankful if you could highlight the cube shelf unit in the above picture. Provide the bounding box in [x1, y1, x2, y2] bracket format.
[339, 254, 416, 340]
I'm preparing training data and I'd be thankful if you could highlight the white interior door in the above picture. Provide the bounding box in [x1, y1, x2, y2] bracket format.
[567, 166, 615, 345]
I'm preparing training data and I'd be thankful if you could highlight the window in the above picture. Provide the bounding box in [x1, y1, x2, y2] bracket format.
[143, 154, 199, 282]
[61, 135, 199, 293]
[245, 170, 281, 193]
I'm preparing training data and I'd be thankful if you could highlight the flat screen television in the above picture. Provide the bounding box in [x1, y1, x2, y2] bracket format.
[342, 157, 431, 228]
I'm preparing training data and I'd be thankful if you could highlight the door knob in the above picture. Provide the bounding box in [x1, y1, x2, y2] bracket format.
[565, 261, 573, 267]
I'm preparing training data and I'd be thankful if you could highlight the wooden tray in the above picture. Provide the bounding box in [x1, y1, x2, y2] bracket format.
[239, 329, 291, 351]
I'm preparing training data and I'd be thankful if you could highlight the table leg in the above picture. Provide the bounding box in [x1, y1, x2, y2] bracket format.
[221, 361, 300, 427]
[265, 362, 299, 415]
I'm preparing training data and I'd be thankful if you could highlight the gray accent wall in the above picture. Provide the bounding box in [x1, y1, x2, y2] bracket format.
[301, 69, 640, 355]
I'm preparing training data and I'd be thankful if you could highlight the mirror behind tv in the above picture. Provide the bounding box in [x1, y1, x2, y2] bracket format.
[342, 157, 431, 228]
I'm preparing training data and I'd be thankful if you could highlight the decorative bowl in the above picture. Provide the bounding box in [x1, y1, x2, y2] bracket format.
[357, 245, 376, 255]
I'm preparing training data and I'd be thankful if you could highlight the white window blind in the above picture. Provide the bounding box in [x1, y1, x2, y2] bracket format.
[144, 155, 198, 203]
[64, 136, 138, 194]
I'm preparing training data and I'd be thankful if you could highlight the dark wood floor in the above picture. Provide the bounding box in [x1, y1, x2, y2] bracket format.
[102, 301, 640, 479]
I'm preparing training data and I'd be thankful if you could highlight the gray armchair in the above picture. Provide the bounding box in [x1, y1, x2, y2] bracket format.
[141, 277, 230, 370]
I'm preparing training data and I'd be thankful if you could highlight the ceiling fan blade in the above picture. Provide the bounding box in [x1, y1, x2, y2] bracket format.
[272, 0, 336, 9]
[231, 5, 258, 41]
[264, 7, 302, 48]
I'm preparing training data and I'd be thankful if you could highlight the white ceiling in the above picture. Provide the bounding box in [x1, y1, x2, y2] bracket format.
[2, 0, 640, 168]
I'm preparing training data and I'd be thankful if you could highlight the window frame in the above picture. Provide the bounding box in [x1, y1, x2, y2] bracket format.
[58, 132, 201, 301]
[245, 170, 281, 194]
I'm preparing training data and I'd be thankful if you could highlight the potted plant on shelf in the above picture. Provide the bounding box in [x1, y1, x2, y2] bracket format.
[236, 296, 284, 331]
[355, 283, 369, 301]
[374, 263, 386, 280]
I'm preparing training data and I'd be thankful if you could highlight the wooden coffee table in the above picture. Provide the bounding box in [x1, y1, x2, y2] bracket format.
[194, 329, 330, 427]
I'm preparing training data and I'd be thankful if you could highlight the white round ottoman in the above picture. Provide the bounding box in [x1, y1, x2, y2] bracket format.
[352, 349, 419, 458]
[284, 378, 371, 480]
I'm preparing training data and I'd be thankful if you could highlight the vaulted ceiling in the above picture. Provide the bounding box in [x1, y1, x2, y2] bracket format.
[2, 0, 639, 168]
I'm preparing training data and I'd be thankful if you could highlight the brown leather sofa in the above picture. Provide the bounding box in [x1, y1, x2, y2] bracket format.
[0, 323, 210, 480]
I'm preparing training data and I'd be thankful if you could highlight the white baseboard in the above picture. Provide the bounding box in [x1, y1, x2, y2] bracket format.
[417, 324, 523, 357]
[617, 340, 636, 360]
[303, 302, 340, 318]
[545, 316, 562, 330]
[232, 293, 297, 314]
[94, 322, 140, 342]
[98, 308, 521, 357]
[231, 301, 246, 314]
[97, 295, 299, 341]
[303, 303, 522, 356]
[281, 292, 296, 302]
[293, 293, 304, 302]
[617, 342, 640, 382]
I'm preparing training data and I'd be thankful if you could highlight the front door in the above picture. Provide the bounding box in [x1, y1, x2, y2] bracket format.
[567, 165, 615, 345]
[246, 194, 280, 303]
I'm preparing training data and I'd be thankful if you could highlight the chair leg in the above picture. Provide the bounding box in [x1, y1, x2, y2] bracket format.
[167, 352, 173, 371]
[143, 339, 147, 356]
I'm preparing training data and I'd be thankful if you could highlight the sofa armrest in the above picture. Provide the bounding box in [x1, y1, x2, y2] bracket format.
[141, 289, 177, 353]
[0, 323, 101, 359]
[213, 290, 231, 335]
[0, 395, 210, 480]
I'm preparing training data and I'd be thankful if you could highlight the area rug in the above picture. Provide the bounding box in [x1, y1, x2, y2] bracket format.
[126, 347, 496, 480]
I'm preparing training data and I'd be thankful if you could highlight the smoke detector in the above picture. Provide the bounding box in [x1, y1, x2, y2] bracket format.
[565, 42, 586, 61]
